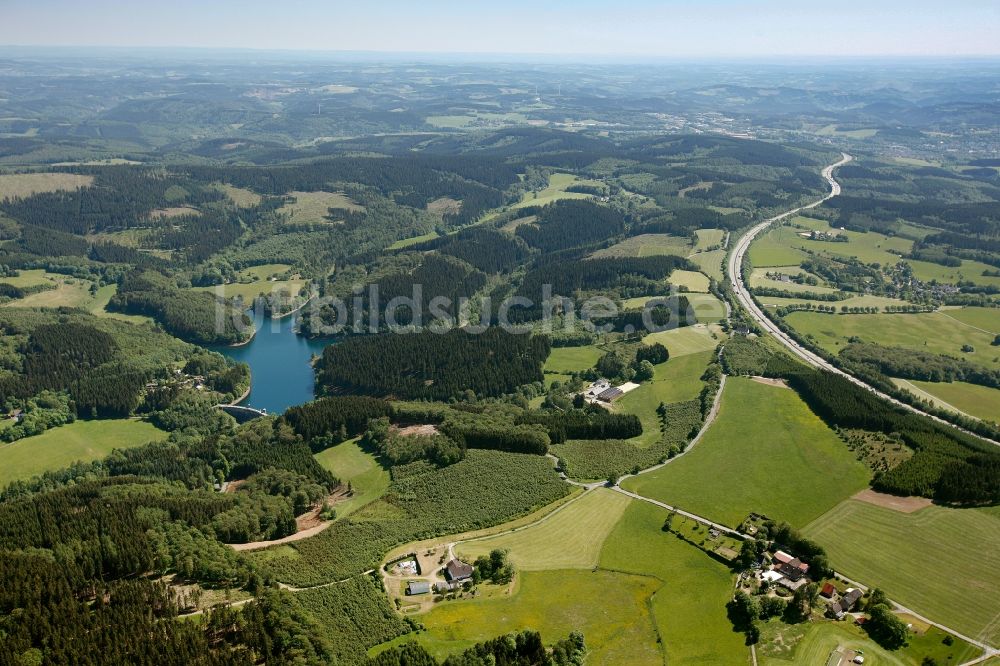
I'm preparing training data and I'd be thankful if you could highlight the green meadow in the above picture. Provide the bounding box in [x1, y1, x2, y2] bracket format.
[623, 377, 871, 528]
[785, 310, 1000, 370]
[0, 419, 167, 487]
[805, 500, 1000, 645]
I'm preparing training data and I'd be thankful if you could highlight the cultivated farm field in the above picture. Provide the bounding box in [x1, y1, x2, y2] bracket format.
[805, 499, 1000, 645]
[622, 377, 871, 528]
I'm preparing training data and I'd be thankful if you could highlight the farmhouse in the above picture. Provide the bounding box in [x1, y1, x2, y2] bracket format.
[445, 559, 474, 582]
[406, 581, 431, 596]
[828, 587, 863, 619]
[820, 582, 836, 598]
[597, 386, 624, 403]
[585, 379, 611, 399]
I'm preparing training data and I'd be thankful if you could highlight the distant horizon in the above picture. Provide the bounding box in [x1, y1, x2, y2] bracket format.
[2, 0, 997, 58]
[2, 44, 1000, 66]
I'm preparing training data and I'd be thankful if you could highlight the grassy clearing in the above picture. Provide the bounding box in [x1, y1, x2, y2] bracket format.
[377, 569, 663, 665]
[512, 173, 601, 210]
[690, 248, 726, 282]
[599, 500, 749, 665]
[894, 379, 1000, 422]
[0, 419, 167, 487]
[191, 279, 306, 303]
[213, 182, 262, 207]
[670, 269, 711, 292]
[617, 351, 712, 444]
[278, 190, 363, 225]
[643, 323, 723, 357]
[785, 310, 1000, 370]
[0, 172, 93, 198]
[591, 233, 692, 259]
[805, 500, 1000, 646]
[543, 345, 602, 374]
[190, 264, 306, 304]
[623, 377, 871, 528]
[387, 231, 440, 250]
[1, 275, 97, 309]
[0, 268, 53, 288]
[314, 439, 390, 518]
[457, 488, 631, 570]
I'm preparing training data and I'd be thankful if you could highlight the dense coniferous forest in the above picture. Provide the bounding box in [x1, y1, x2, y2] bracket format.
[316, 328, 550, 400]
[109, 271, 252, 344]
[783, 369, 1000, 502]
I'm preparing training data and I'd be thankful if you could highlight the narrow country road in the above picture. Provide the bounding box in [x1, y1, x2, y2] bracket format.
[726, 153, 1000, 449]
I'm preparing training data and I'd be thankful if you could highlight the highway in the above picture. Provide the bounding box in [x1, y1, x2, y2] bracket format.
[726, 153, 1000, 449]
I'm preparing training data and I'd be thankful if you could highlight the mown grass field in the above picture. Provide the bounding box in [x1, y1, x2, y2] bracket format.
[590, 233, 692, 259]
[692, 228, 725, 252]
[213, 182, 262, 207]
[0, 419, 167, 487]
[895, 379, 1000, 422]
[690, 248, 726, 281]
[457, 488, 631, 570]
[376, 569, 664, 665]
[643, 323, 723, 357]
[543, 345, 603, 375]
[512, 173, 601, 209]
[623, 377, 871, 528]
[805, 500, 1000, 645]
[785, 310, 1000, 370]
[0, 172, 93, 198]
[278, 190, 363, 225]
[939, 306, 1000, 333]
[685, 292, 727, 322]
[599, 500, 749, 665]
[617, 350, 712, 444]
[748, 226, 811, 267]
[314, 439, 390, 518]
[670, 269, 711, 292]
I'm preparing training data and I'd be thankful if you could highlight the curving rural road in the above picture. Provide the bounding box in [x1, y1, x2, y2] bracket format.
[727, 153, 1000, 449]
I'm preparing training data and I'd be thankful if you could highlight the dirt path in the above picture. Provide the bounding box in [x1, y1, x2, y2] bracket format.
[229, 520, 335, 551]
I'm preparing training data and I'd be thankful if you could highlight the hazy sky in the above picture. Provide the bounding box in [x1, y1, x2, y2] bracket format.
[2, 0, 998, 58]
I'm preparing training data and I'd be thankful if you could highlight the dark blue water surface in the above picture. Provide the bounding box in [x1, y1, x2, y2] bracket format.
[215, 311, 330, 414]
